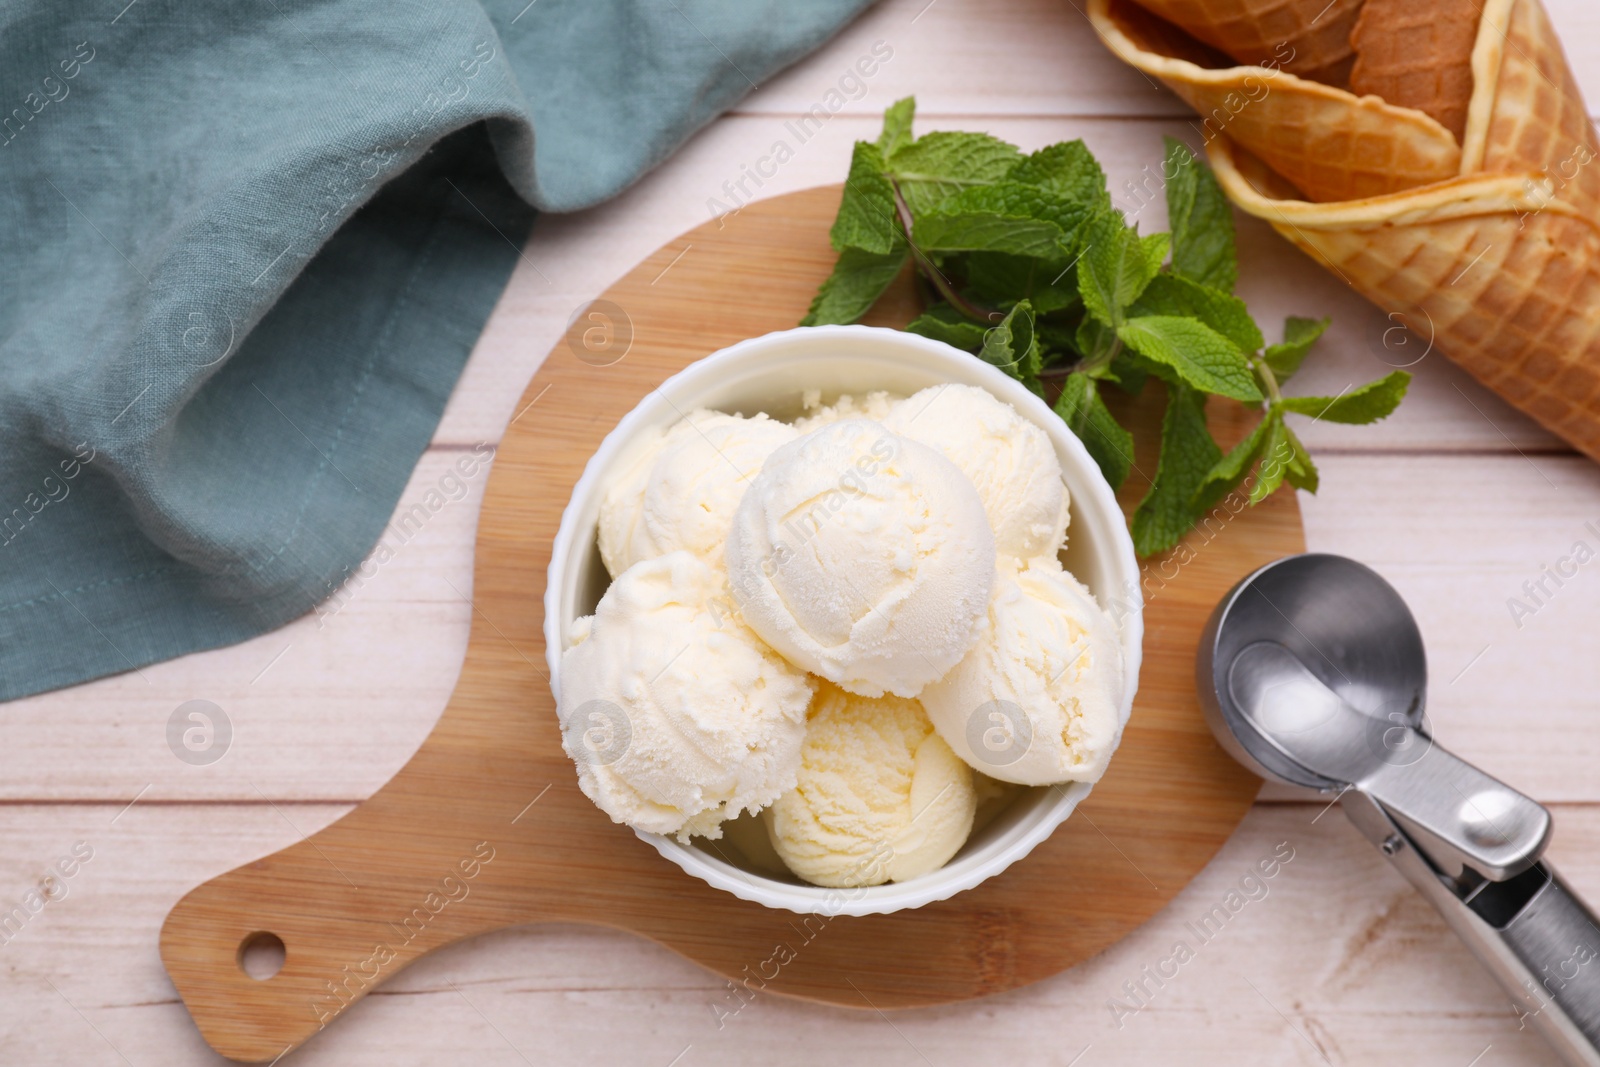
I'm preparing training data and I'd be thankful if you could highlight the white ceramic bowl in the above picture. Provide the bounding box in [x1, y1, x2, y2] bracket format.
[545, 325, 1143, 915]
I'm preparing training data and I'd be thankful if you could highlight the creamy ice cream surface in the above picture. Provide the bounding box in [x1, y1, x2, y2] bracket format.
[594, 423, 667, 578]
[793, 389, 902, 433]
[559, 552, 814, 842]
[562, 373, 1128, 888]
[921, 556, 1126, 786]
[884, 384, 1070, 561]
[597, 409, 795, 578]
[725, 419, 996, 698]
[764, 684, 976, 888]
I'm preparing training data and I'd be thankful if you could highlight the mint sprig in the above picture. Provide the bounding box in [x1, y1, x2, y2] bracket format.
[803, 100, 1411, 556]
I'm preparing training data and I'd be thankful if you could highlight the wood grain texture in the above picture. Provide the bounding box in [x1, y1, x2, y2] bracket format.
[15, 800, 1594, 1066]
[157, 186, 1302, 1061]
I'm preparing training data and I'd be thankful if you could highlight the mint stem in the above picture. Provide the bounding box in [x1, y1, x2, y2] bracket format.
[888, 178, 1001, 323]
[1251, 349, 1283, 405]
[1041, 337, 1122, 381]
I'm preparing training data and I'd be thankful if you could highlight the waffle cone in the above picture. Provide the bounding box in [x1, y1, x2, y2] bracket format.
[1127, 0, 1363, 83]
[1349, 0, 1481, 140]
[1088, 0, 1600, 463]
[1096, 0, 1462, 202]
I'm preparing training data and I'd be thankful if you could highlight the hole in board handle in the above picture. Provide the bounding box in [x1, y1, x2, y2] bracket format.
[237, 931, 286, 981]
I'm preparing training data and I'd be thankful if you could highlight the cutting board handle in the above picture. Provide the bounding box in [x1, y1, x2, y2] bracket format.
[160, 713, 576, 1063]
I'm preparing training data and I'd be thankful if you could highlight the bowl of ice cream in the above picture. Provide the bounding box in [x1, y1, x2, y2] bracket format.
[545, 325, 1143, 915]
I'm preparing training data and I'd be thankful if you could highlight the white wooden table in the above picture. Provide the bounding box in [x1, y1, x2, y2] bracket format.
[7, 1, 1600, 1063]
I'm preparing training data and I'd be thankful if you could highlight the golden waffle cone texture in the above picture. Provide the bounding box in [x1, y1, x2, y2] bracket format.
[1347, 0, 1481, 139]
[1090, 0, 1600, 462]
[1095, 0, 1461, 203]
[1475, 0, 1599, 202]
[1126, 0, 1362, 77]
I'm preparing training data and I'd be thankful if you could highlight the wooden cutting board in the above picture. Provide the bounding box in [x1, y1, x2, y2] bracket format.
[160, 185, 1302, 1063]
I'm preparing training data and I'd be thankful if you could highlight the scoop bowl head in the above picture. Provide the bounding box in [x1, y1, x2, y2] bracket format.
[1196, 553, 1428, 792]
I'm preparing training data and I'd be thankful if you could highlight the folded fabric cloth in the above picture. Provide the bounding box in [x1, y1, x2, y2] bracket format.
[0, 0, 874, 700]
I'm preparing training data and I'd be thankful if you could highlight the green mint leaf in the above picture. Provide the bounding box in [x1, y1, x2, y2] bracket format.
[1132, 382, 1223, 556]
[906, 303, 989, 350]
[1008, 141, 1112, 210]
[876, 97, 916, 157]
[1139, 234, 1171, 279]
[831, 141, 899, 254]
[1262, 316, 1331, 382]
[1279, 370, 1411, 424]
[1104, 351, 1150, 394]
[1054, 372, 1134, 490]
[886, 131, 1023, 215]
[1117, 315, 1263, 402]
[965, 252, 1080, 315]
[1283, 421, 1319, 492]
[978, 299, 1041, 383]
[1194, 406, 1318, 510]
[1078, 211, 1167, 327]
[1037, 320, 1081, 356]
[1164, 137, 1238, 293]
[1249, 415, 1292, 503]
[1193, 412, 1273, 511]
[994, 144, 1110, 254]
[918, 181, 1098, 257]
[800, 246, 909, 326]
[914, 208, 1069, 260]
[1075, 316, 1119, 364]
[1131, 273, 1264, 354]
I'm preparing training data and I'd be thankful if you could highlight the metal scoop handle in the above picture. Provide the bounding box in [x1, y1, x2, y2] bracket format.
[1229, 640, 1551, 879]
[1358, 733, 1551, 881]
[1343, 791, 1600, 1067]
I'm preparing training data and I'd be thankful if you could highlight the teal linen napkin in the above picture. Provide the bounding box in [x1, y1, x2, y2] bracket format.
[0, 0, 873, 700]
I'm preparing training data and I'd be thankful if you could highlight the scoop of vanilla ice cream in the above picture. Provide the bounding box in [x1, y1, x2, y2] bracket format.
[595, 424, 668, 577]
[764, 684, 977, 887]
[921, 556, 1126, 786]
[793, 389, 903, 433]
[559, 552, 814, 842]
[884, 384, 1069, 561]
[725, 419, 996, 698]
[597, 409, 795, 577]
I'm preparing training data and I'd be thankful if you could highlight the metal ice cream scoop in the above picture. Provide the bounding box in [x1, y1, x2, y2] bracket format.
[1199, 554, 1600, 1066]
